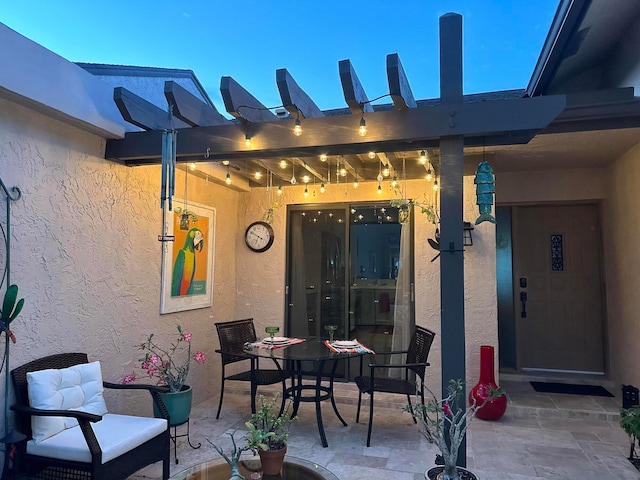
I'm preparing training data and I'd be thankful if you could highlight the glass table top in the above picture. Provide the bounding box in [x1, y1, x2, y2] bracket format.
[169, 456, 339, 480]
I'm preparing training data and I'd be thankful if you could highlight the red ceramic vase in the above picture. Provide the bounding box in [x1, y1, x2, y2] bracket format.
[469, 345, 507, 421]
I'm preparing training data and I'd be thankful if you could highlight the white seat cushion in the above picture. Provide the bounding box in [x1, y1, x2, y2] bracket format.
[27, 361, 108, 443]
[26, 413, 167, 464]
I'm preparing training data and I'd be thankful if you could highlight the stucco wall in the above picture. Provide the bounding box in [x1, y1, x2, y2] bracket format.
[0, 96, 239, 421]
[603, 142, 640, 388]
[234, 176, 498, 395]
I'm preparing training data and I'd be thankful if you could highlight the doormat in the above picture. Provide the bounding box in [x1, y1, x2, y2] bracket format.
[530, 381, 614, 397]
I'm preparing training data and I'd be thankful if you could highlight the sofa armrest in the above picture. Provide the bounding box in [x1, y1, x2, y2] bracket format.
[10, 404, 102, 422]
[103, 382, 169, 393]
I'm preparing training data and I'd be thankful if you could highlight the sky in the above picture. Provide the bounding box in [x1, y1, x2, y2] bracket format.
[1, 1, 560, 113]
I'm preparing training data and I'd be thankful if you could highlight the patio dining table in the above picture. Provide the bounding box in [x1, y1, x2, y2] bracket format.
[244, 337, 370, 448]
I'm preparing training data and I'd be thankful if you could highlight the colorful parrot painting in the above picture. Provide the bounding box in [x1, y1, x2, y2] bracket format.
[171, 227, 204, 297]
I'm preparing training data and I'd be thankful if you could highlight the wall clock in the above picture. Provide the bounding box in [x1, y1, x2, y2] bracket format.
[245, 221, 274, 252]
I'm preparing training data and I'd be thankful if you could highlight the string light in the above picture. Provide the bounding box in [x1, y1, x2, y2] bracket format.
[222, 160, 229, 166]
[433, 179, 439, 191]
[304, 185, 309, 197]
[368, 151, 376, 159]
[391, 176, 398, 188]
[383, 164, 390, 177]
[225, 166, 231, 185]
[320, 154, 327, 162]
[420, 150, 427, 165]
[254, 171, 262, 180]
[277, 185, 283, 195]
[320, 183, 325, 193]
[188, 162, 196, 171]
[427, 167, 433, 181]
[245, 134, 251, 147]
[303, 174, 310, 184]
[353, 178, 359, 189]
[340, 167, 347, 177]
[293, 116, 302, 136]
[377, 182, 382, 195]
[359, 115, 367, 136]
[279, 159, 287, 169]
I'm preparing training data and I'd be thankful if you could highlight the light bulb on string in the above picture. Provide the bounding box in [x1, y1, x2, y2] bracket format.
[359, 115, 367, 136]
[368, 151, 376, 159]
[420, 150, 427, 165]
[277, 185, 283, 195]
[353, 178, 359, 189]
[377, 182, 382, 195]
[254, 171, 262, 180]
[245, 134, 251, 147]
[433, 179, 439, 191]
[188, 162, 196, 171]
[304, 185, 309, 197]
[383, 164, 390, 177]
[293, 116, 302, 136]
[320, 154, 327, 162]
[303, 174, 310, 184]
[279, 159, 287, 169]
[391, 176, 398, 188]
[426, 167, 433, 181]
[320, 183, 325, 193]
[225, 168, 231, 185]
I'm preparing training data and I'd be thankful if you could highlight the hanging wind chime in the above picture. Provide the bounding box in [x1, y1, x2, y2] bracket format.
[158, 107, 177, 246]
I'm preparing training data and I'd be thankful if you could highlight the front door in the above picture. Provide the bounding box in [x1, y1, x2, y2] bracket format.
[513, 204, 605, 373]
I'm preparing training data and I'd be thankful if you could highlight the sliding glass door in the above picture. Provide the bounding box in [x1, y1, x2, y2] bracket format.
[285, 202, 414, 379]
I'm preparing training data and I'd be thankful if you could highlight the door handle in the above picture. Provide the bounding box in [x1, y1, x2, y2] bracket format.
[520, 291, 527, 318]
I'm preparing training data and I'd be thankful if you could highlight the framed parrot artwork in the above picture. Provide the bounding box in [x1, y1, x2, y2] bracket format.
[160, 199, 216, 314]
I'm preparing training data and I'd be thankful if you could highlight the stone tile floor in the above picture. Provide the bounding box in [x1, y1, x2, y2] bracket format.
[131, 379, 640, 479]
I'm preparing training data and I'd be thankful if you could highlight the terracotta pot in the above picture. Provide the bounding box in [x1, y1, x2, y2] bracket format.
[469, 345, 507, 420]
[258, 446, 287, 476]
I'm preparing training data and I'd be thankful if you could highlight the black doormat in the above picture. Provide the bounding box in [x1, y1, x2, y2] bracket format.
[530, 381, 614, 397]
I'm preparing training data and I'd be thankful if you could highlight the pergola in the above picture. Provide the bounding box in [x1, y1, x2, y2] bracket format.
[105, 14, 568, 464]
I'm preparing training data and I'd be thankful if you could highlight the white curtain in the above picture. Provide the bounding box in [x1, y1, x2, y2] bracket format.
[390, 223, 412, 376]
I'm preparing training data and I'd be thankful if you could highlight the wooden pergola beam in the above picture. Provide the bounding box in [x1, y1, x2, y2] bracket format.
[220, 76, 277, 123]
[387, 53, 417, 110]
[164, 81, 229, 127]
[339, 59, 374, 114]
[276, 68, 324, 119]
[114, 87, 173, 131]
[106, 95, 565, 164]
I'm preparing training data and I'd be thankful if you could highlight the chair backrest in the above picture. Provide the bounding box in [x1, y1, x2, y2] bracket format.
[215, 318, 257, 366]
[11, 352, 89, 438]
[406, 326, 436, 380]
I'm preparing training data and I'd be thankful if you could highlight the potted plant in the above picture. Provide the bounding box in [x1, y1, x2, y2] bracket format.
[405, 379, 505, 480]
[620, 405, 640, 464]
[244, 392, 297, 475]
[123, 324, 206, 425]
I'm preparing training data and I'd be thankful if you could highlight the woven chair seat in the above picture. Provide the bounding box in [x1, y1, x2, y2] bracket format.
[354, 375, 417, 396]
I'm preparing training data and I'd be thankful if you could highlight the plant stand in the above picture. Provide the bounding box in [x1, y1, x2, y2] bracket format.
[169, 418, 201, 464]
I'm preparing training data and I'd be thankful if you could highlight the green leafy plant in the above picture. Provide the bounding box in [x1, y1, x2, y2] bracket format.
[405, 379, 505, 480]
[245, 393, 297, 453]
[620, 406, 640, 459]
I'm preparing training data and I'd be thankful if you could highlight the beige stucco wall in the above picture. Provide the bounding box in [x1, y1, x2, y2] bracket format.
[0, 96, 240, 419]
[234, 175, 498, 395]
[603, 141, 640, 389]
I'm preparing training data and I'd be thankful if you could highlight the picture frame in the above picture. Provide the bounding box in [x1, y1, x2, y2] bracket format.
[160, 198, 216, 314]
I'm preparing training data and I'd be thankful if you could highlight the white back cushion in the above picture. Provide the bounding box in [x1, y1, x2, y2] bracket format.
[27, 361, 108, 443]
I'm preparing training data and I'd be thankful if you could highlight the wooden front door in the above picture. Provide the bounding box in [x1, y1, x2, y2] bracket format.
[513, 204, 605, 373]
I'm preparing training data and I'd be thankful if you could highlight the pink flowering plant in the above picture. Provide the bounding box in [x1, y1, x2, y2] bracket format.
[123, 325, 205, 392]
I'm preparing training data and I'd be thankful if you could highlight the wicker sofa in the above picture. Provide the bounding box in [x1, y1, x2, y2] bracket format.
[10, 352, 170, 480]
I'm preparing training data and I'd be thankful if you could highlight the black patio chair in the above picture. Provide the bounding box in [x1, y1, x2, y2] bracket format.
[354, 325, 436, 446]
[10, 352, 171, 480]
[215, 318, 293, 419]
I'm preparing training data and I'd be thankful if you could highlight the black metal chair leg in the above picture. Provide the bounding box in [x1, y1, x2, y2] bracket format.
[356, 392, 362, 423]
[216, 375, 226, 419]
[406, 394, 416, 424]
[366, 391, 374, 447]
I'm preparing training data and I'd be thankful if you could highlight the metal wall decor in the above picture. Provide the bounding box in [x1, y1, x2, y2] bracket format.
[550, 234, 564, 271]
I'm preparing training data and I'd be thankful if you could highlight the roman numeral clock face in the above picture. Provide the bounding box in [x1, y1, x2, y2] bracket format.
[244, 221, 274, 253]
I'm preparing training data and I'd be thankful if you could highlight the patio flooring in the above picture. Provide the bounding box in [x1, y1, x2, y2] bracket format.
[130, 379, 640, 479]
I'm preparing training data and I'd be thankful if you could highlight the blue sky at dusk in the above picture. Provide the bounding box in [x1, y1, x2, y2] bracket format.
[2, 1, 559, 113]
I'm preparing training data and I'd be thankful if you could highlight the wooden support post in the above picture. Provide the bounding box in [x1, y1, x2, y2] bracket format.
[438, 12, 467, 468]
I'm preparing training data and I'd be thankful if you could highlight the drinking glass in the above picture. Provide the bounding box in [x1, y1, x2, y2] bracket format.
[265, 326, 279, 342]
[324, 325, 338, 343]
